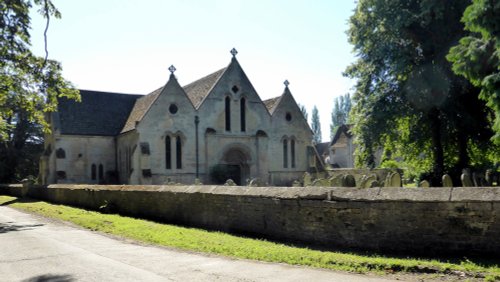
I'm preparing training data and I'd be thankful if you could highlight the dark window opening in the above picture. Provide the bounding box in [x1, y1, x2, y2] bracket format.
[232, 85, 239, 93]
[166, 136, 172, 169]
[56, 171, 66, 180]
[283, 139, 288, 168]
[291, 139, 296, 168]
[169, 104, 178, 114]
[240, 98, 246, 132]
[285, 112, 292, 121]
[91, 164, 97, 180]
[176, 136, 182, 169]
[56, 148, 66, 159]
[225, 96, 231, 131]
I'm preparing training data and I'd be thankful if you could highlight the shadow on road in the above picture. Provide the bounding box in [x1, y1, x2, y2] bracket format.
[0, 222, 44, 234]
[22, 274, 74, 282]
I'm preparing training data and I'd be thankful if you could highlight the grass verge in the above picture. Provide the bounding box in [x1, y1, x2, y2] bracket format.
[1, 195, 499, 281]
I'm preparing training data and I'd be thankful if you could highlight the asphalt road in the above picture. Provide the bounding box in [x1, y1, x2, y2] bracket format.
[0, 206, 398, 282]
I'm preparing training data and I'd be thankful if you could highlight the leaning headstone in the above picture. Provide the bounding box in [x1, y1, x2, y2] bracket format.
[329, 174, 344, 187]
[461, 169, 473, 187]
[248, 178, 261, 187]
[224, 179, 236, 186]
[362, 174, 378, 188]
[303, 172, 312, 186]
[419, 180, 430, 188]
[342, 174, 356, 187]
[442, 174, 453, 187]
[292, 180, 301, 187]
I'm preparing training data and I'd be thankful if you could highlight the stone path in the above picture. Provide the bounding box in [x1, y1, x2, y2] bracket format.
[0, 206, 398, 282]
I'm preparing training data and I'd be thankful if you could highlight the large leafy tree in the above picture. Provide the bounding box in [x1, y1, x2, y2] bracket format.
[330, 93, 352, 139]
[0, 0, 79, 182]
[311, 106, 322, 144]
[345, 0, 497, 184]
[448, 0, 500, 144]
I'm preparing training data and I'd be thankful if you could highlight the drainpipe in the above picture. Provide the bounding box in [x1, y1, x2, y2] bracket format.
[195, 115, 200, 179]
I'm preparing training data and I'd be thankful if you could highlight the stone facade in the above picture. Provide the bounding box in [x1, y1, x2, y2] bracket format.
[40, 52, 314, 186]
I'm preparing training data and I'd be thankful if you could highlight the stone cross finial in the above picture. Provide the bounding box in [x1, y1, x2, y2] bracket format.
[230, 48, 238, 57]
[168, 65, 176, 74]
[284, 80, 290, 87]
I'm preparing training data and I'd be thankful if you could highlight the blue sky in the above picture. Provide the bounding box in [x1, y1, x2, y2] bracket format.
[30, 0, 357, 142]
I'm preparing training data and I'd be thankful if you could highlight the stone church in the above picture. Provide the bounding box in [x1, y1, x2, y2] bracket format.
[39, 50, 315, 186]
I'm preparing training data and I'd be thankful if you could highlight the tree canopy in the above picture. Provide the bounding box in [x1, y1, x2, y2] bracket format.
[447, 0, 500, 144]
[311, 106, 322, 144]
[0, 0, 79, 182]
[345, 0, 498, 183]
[330, 93, 352, 139]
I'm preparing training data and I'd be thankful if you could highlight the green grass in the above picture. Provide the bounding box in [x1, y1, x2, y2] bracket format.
[1, 195, 499, 280]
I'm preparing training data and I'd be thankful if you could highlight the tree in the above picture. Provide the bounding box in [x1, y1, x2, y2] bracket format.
[0, 0, 79, 182]
[298, 103, 308, 122]
[311, 106, 322, 144]
[330, 93, 352, 139]
[345, 0, 497, 184]
[447, 0, 500, 144]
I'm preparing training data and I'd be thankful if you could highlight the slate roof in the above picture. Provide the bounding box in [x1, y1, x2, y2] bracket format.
[262, 96, 281, 114]
[183, 68, 226, 108]
[57, 90, 142, 136]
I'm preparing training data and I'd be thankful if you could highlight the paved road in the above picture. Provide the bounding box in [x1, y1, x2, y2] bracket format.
[0, 206, 398, 282]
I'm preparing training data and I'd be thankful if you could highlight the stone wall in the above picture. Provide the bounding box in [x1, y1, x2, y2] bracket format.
[1, 184, 499, 256]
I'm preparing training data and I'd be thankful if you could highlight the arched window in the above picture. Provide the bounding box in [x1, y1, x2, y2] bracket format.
[176, 136, 182, 169]
[291, 139, 296, 168]
[225, 96, 231, 131]
[240, 98, 246, 132]
[283, 139, 288, 168]
[91, 164, 96, 180]
[165, 136, 172, 169]
[98, 164, 104, 180]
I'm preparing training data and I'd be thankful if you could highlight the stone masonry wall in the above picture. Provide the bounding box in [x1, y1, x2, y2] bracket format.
[1, 184, 499, 255]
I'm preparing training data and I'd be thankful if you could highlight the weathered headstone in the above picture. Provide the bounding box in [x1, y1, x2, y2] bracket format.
[442, 174, 453, 187]
[329, 174, 344, 187]
[312, 178, 330, 187]
[194, 178, 202, 185]
[342, 174, 356, 187]
[387, 172, 402, 187]
[248, 178, 261, 187]
[224, 179, 236, 186]
[367, 180, 380, 188]
[419, 180, 430, 188]
[461, 169, 473, 187]
[292, 180, 302, 187]
[303, 172, 312, 186]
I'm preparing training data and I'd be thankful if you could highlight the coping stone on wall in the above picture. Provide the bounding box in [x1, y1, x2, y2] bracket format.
[450, 187, 500, 202]
[377, 187, 452, 202]
[328, 187, 382, 201]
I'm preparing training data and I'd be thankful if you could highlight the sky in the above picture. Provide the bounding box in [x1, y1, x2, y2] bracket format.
[29, 0, 357, 142]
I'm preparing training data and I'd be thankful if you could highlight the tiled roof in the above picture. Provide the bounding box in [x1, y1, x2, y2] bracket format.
[57, 90, 142, 136]
[262, 96, 281, 114]
[120, 87, 162, 133]
[183, 68, 226, 108]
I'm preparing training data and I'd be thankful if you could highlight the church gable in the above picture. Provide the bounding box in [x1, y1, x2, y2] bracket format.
[271, 86, 311, 136]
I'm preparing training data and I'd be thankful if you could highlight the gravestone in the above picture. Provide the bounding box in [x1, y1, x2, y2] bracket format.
[419, 180, 430, 188]
[329, 174, 344, 187]
[194, 178, 202, 185]
[342, 174, 356, 187]
[224, 179, 236, 186]
[292, 180, 302, 187]
[385, 172, 402, 187]
[367, 180, 380, 188]
[461, 169, 473, 187]
[248, 178, 261, 187]
[303, 172, 312, 186]
[312, 178, 330, 187]
[442, 174, 453, 187]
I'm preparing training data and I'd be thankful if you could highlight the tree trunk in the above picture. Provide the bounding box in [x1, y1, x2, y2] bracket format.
[429, 108, 444, 185]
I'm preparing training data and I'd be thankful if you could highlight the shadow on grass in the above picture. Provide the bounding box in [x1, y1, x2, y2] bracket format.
[0, 197, 40, 206]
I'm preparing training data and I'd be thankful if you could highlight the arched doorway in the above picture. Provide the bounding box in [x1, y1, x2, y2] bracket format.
[216, 147, 250, 185]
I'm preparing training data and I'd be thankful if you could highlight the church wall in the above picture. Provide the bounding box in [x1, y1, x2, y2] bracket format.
[52, 135, 116, 184]
[116, 130, 139, 184]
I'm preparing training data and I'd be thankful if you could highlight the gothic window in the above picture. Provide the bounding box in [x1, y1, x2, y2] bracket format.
[91, 164, 96, 180]
[225, 96, 231, 131]
[56, 148, 66, 159]
[291, 139, 296, 168]
[166, 136, 172, 169]
[176, 136, 182, 169]
[283, 139, 288, 168]
[98, 164, 104, 180]
[240, 98, 246, 132]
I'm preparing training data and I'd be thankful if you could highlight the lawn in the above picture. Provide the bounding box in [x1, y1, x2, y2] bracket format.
[1, 195, 499, 281]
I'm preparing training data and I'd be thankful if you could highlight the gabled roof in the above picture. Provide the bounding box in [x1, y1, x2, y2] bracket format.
[120, 87, 162, 133]
[330, 124, 353, 146]
[183, 68, 226, 108]
[57, 90, 142, 136]
[262, 96, 282, 114]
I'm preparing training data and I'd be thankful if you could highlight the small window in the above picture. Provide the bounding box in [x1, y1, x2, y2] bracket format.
[240, 98, 246, 132]
[176, 136, 182, 169]
[56, 171, 66, 180]
[225, 96, 231, 131]
[291, 139, 296, 168]
[166, 136, 172, 169]
[232, 85, 239, 93]
[283, 139, 288, 168]
[56, 148, 66, 159]
[169, 104, 178, 114]
[285, 112, 292, 121]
